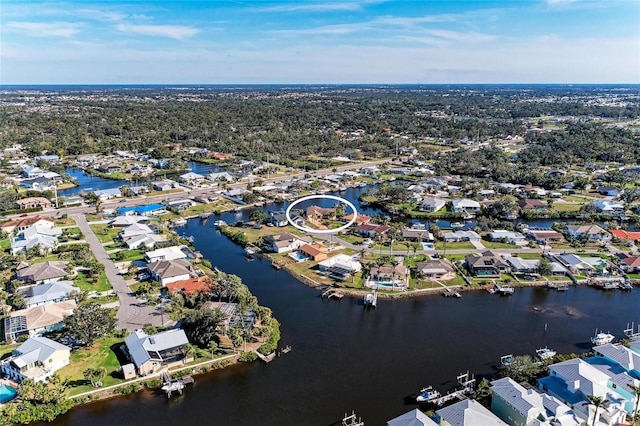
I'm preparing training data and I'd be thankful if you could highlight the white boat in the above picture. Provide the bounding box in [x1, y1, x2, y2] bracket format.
[450, 222, 464, 230]
[213, 220, 227, 228]
[536, 347, 557, 360]
[591, 330, 615, 346]
[416, 385, 441, 403]
[172, 218, 187, 226]
[364, 292, 377, 308]
[462, 213, 475, 220]
[245, 247, 256, 256]
[358, 182, 367, 188]
[500, 354, 514, 366]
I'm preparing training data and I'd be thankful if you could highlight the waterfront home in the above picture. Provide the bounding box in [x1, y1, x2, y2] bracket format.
[4, 300, 76, 341]
[517, 199, 547, 211]
[166, 275, 215, 295]
[165, 198, 195, 211]
[16, 261, 68, 284]
[538, 358, 630, 425]
[0, 337, 71, 383]
[592, 343, 640, 379]
[16, 196, 53, 210]
[370, 264, 410, 282]
[620, 255, 640, 273]
[124, 329, 192, 376]
[299, 243, 329, 262]
[207, 171, 235, 183]
[451, 199, 481, 213]
[0, 216, 54, 234]
[124, 185, 150, 196]
[152, 179, 179, 192]
[609, 229, 640, 240]
[565, 224, 611, 242]
[11, 223, 62, 255]
[490, 377, 581, 426]
[402, 227, 435, 242]
[264, 232, 312, 254]
[109, 215, 149, 228]
[443, 230, 481, 242]
[356, 223, 391, 238]
[306, 205, 337, 221]
[93, 188, 122, 201]
[145, 246, 188, 263]
[21, 166, 46, 179]
[596, 186, 620, 197]
[415, 259, 456, 280]
[593, 200, 625, 214]
[97, 163, 122, 173]
[124, 233, 167, 250]
[19, 177, 56, 191]
[203, 301, 257, 331]
[268, 210, 289, 227]
[117, 203, 166, 217]
[120, 223, 155, 239]
[147, 259, 193, 286]
[387, 409, 438, 426]
[435, 399, 506, 426]
[489, 230, 527, 245]
[465, 251, 510, 277]
[556, 254, 607, 275]
[505, 256, 540, 274]
[19, 280, 79, 308]
[527, 229, 564, 245]
[343, 212, 371, 225]
[178, 171, 205, 186]
[317, 254, 362, 280]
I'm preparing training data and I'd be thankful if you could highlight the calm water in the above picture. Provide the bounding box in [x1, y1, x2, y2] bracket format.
[48, 200, 640, 425]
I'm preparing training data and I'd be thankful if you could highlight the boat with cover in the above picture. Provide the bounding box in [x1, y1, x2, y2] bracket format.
[536, 347, 557, 360]
[416, 385, 441, 403]
[591, 330, 615, 346]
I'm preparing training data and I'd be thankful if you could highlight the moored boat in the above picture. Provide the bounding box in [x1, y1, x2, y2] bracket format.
[591, 329, 615, 346]
[416, 385, 441, 403]
[213, 220, 227, 228]
[536, 347, 557, 360]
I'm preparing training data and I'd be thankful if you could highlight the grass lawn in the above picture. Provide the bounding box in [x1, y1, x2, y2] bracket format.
[435, 241, 476, 250]
[371, 243, 412, 253]
[512, 253, 543, 260]
[482, 240, 517, 249]
[627, 273, 640, 280]
[84, 294, 119, 306]
[0, 342, 18, 360]
[55, 217, 77, 226]
[444, 254, 468, 262]
[339, 234, 365, 245]
[0, 239, 10, 250]
[58, 336, 127, 396]
[553, 203, 583, 212]
[31, 253, 61, 263]
[110, 249, 146, 262]
[75, 271, 112, 292]
[90, 224, 121, 244]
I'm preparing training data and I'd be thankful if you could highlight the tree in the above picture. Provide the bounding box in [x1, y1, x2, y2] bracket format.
[64, 303, 117, 346]
[208, 341, 219, 359]
[83, 367, 106, 387]
[630, 384, 640, 426]
[181, 308, 226, 348]
[249, 210, 268, 224]
[181, 343, 195, 364]
[587, 395, 608, 426]
[538, 258, 553, 276]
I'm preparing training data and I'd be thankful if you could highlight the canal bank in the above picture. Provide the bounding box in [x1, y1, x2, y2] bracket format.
[46, 213, 640, 426]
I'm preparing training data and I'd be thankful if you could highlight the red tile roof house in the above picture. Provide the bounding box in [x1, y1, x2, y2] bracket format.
[356, 223, 391, 238]
[165, 276, 215, 295]
[621, 256, 640, 273]
[517, 199, 548, 211]
[610, 229, 640, 240]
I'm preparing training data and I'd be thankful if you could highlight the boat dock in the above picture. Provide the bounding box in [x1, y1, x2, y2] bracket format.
[256, 351, 277, 363]
[364, 291, 377, 308]
[160, 372, 194, 398]
[429, 371, 476, 407]
[342, 411, 365, 426]
[322, 288, 345, 300]
[492, 283, 514, 295]
[546, 282, 569, 291]
[442, 288, 462, 298]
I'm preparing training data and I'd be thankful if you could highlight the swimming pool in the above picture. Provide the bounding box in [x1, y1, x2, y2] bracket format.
[368, 280, 406, 290]
[0, 384, 17, 403]
[288, 251, 307, 262]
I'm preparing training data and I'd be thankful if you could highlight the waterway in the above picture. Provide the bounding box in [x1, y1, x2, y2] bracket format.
[48, 192, 640, 425]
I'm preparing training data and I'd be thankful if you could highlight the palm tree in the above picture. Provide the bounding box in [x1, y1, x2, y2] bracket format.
[630, 384, 640, 425]
[182, 343, 195, 364]
[587, 395, 608, 426]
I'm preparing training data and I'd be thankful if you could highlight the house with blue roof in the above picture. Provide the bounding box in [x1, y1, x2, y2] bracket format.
[593, 343, 640, 380]
[117, 203, 166, 217]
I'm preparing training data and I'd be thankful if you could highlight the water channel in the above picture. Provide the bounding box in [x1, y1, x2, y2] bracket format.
[46, 184, 640, 426]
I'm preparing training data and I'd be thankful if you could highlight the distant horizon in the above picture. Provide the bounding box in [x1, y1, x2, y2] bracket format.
[2, 1, 638, 85]
[1, 83, 639, 88]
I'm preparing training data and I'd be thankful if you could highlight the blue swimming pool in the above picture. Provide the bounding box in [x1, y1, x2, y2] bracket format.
[0, 384, 17, 403]
[288, 251, 307, 262]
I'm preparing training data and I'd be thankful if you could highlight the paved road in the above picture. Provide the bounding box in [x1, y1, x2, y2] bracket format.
[73, 214, 167, 330]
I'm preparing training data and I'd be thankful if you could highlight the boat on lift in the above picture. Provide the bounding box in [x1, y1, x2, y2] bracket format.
[416, 385, 441, 403]
[591, 330, 615, 346]
[536, 347, 557, 360]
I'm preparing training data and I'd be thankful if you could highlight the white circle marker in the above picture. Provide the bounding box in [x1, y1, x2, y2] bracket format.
[285, 194, 358, 234]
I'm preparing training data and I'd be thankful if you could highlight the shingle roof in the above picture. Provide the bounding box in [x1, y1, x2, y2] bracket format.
[16, 261, 68, 282]
[125, 329, 189, 368]
[147, 259, 191, 279]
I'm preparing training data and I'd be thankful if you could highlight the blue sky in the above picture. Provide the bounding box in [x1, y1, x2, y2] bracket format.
[1, 0, 639, 84]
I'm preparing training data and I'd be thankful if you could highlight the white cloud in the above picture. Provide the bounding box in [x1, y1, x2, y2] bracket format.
[5, 21, 82, 37]
[253, 0, 385, 13]
[115, 23, 199, 40]
[427, 30, 497, 43]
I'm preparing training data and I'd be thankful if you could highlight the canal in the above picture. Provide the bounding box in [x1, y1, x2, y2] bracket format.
[48, 194, 640, 425]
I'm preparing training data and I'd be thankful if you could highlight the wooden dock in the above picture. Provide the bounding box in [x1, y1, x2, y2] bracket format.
[160, 372, 194, 398]
[442, 288, 462, 298]
[321, 288, 345, 300]
[342, 411, 365, 426]
[255, 351, 277, 363]
[428, 371, 476, 407]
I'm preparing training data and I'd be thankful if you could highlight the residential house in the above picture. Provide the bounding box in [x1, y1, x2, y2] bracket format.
[592, 201, 625, 214]
[145, 246, 188, 263]
[465, 250, 510, 277]
[120, 223, 155, 239]
[97, 164, 122, 173]
[610, 229, 640, 240]
[147, 259, 193, 286]
[0, 216, 54, 234]
[356, 223, 391, 238]
[620, 255, 640, 273]
[566, 224, 611, 242]
[369, 264, 410, 282]
[124, 233, 167, 250]
[93, 188, 122, 200]
[415, 259, 456, 281]
[517, 199, 548, 211]
[387, 409, 438, 426]
[451, 199, 481, 213]
[597, 186, 620, 197]
[16, 197, 53, 210]
[178, 172, 205, 186]
[166, 276, 215, 295]
[203, 301, 257, 331]
[491, 377, 581, 426]
[299, 243, 329, 262]
[264, 232, 312, 254]
[556, 254, 607, 275]
[109, 215, 149, 228]
[16, 261, 68, 284]
[538, 358, 630, 425]
[402, 227, 435, 242]
[165, 198, 195, 211]
[443, 230, 481, 242]
[435, 399, 506, 426]
[420, 198, 447, 213]
[527, 229, 564, 245]
[20, 280, 80, 308]
[117, 203, 166, 217]
[592, 343, 640, 380]
[11, 223, 62, 255]
[505, 256, 540, 274]
[343, 213, 371, 225]
[268, 210, 289, 227]
[0, 337, 71, 383]
[489, 230, 527, 245]
[124, 329, 192, 376]
[207, 171, 235, 183]
[19, 177, 56, 191]
[21, 166, 46, 179]
[4, 300, 76, 342]
[152, 179, 179, 191]
[317, 254, 362, 280]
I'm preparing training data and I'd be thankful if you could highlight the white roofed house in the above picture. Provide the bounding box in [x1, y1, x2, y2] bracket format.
[93, 188, 122, 201]
[435, 399, 506, 426]
[505, 256, 540, 274]
[318, 254, 362, 281]
[264, 232, 312, 254]
[19, 280, 80, 308]
[419, 197, 447, 213]
[489, 230, 527, 245]
[119, 223, 154, 240]
[124, 233, 167, 250]
[178, 171, 205, 186]
[451, 199, 481, 213]
[145, 246, 188, 263]
[0, 337, 71, 383]
[207, 171, 236, 183]
[592, 201, 624, 214]
[123, 329, 191, 376]
[387, 409, 438, 426]
[109, 215, 148, 228]
[415, 259, 456, 281]
[566, 224, 611, 242]
[11, 223, 62, 255]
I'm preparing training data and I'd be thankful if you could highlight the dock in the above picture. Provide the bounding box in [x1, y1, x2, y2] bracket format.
[442, 288, 462, 298]
[430, 371, 476, 407]
[281, 345, 292, 354]
[160, 372, 194, 398]
[493, 283, 514, 295]
[255, 351, 277, 363]
[321, 288, 345, 300]
[364, 291, 377, 308]
[342, 411, 365, 426]
[546, 281, 569, 291]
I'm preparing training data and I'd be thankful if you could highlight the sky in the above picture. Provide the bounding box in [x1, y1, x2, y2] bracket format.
[1, 0, 639, 84]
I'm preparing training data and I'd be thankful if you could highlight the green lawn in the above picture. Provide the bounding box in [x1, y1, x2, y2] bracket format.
[90, 224, 122, 243]
[627, 273, 640, 280]
[482, 240, 517, 249]
[0, 342, 18, 360]
[58, 336, 127, 395]
[339, 234, 365, 245]
[0, 239, 10, 250]
[31, 253, 61, 263]
[75, 271, 112, 292]
[553, 203, 583, 212]
[435, 241, 476, 250]
[110, 249, 146, 262]
[513, 253, 543, 260]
